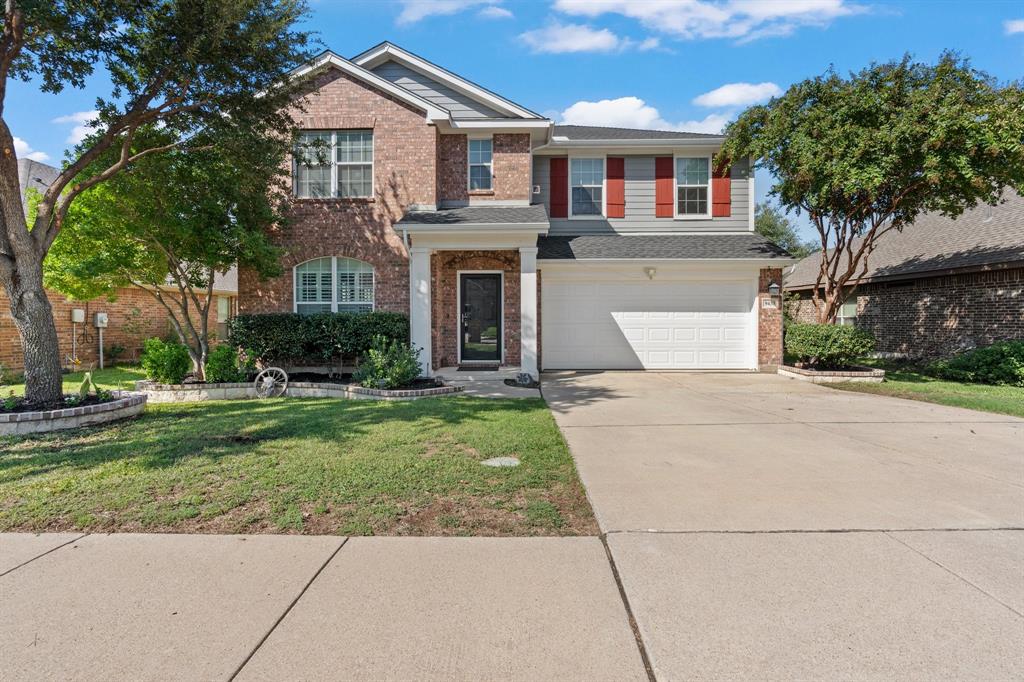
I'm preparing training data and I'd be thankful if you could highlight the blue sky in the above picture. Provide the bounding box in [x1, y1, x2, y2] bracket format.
[9, 0, 1024, 238]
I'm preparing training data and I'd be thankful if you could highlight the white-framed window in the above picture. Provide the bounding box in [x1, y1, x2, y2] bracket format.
[837, 297, 858, 326]
[294, 257, 374, 314]
[570, 157, 604, 217]
[675, 156, 711, 218]
[294, 130, 374, 199]
[468, 137, 493, 191]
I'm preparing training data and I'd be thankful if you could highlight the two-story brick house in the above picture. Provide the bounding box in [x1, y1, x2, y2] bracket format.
[239, 42, 794, 377]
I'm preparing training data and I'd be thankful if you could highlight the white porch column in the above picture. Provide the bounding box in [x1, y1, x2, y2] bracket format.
[409, 246, 432, 376]
[520, 246, 538, 378]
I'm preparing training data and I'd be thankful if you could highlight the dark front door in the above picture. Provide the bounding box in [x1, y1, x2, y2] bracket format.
[460, 273, 501, 362]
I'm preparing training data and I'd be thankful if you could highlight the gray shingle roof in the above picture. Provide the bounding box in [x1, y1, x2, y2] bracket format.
[538, 234, 792, 260]
[786, 190, 1024, 289]
[552, 125, 721, 141]
[398, 204, 549, 226]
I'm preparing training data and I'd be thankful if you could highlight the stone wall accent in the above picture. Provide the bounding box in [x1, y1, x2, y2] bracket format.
[1, 287, 224, 372]
[136, 380, 460, 403]
[430, 250, 522, 369]
[0, 392, 147, 435]
[778, 365, 885, 384]
[758, 267, 784, 370]
[239, 67, 436, 315]
[788, 267, 1024, 359]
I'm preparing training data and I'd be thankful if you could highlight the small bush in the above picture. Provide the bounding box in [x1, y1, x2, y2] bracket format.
[141, 338, 192, 384]
[353, 335, 422, 390]
[785, 323, 876, 370]
[204, 345, 254, 383]
[229, 312, 409, 366]
[928, 341, 1024, 387]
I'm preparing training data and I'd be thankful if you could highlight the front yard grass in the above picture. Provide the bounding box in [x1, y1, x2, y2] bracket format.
[0, 396, 596, 536]
[3, 366, 147, 397]
[828, 362, 1024, 418]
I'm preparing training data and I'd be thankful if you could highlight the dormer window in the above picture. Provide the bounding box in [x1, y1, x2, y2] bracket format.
[468, 137, 493, 191]
[294, 130, 374, 199]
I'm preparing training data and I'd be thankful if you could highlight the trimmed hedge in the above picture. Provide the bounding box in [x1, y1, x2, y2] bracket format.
[928, 341, 1024, 387]
[785, 323, 876, 370]
[228, 312, 410, 366]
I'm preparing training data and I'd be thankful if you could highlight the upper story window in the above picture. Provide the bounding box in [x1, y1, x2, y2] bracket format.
[468, 138, 493, 191]
[676, 157, 710, 217]
[570, 157, 604, 217]
[294, 130, 374, 199]
[294, 257, 374, 315]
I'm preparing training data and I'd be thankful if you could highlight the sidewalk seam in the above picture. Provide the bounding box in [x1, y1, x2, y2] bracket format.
[228, 536, 349, 680]
[600, 534, 657, 682]
[604, 527, 1024, 535]
[0, 533, 88, 578]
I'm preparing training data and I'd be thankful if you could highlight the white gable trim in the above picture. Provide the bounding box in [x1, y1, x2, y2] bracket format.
[352, 42, 543, 120]
[290, 51, 450, 122]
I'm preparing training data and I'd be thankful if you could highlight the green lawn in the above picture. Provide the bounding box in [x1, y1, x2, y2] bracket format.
[828, 362, 1024, 418]
[3, 366, 147, 397]
[0, 395, 596, 536]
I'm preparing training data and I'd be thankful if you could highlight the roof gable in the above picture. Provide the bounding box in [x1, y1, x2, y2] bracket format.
[352, 42, 542, 120]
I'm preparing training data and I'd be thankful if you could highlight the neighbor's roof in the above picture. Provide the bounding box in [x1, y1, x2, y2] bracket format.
[397, 204, 549, 228]
[552, 125, 721, 142]
[538, 234, 792, 261]
[786, 190, 1024, 289]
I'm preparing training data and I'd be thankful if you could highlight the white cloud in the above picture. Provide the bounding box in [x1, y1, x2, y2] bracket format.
[1005, 19, 1024, 35]
[52, 110, 100, 145]
[693, 81, 782, 107]
[553, 0, 864, 42]
[519, 21, 661, 54]
[12, 136, 50, 162]
[478, 5, 513, 19]
[397, 0, 502, 25]
[558, 96, 731, 134]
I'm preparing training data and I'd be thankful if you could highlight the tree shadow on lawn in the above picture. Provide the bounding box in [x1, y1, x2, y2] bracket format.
[0, 395, 551, 481]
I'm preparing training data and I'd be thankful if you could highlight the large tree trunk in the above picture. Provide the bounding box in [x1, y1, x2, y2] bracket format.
[4, 260, 64, 405]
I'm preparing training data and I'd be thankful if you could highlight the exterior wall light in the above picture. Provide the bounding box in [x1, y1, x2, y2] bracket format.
[768, 281, 781, 297]
[644, 267, 657, 280]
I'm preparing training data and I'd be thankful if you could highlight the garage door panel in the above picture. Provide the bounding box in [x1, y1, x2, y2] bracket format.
[542, 272, 756, 370]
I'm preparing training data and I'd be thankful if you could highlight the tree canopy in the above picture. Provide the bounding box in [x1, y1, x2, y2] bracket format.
[754, 203, 815, 259]
[721, 52, 1024, 322]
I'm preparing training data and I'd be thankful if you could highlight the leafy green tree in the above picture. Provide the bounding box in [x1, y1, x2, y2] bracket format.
[0, 0, 312, 404]
[754, 202, 815, 259]
[722, 53, 1024, 323]
[46, 126, 285, 379]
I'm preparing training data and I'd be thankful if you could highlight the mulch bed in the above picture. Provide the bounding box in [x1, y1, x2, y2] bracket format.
[287, 372, 444, 391]
[0, 393, 116, 414]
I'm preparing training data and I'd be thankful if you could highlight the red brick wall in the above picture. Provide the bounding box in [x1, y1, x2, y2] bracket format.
[788, 267, 1024, 358]
[758, 267, 784, 369]
[239, 67, 437, 315]
[1, 287, 223, 372]
[430, 250, 521, 369]
[436, 133, 531, 206]
[437, 134, 467, 205]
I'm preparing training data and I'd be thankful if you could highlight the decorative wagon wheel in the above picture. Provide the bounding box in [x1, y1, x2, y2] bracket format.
[254, 367, 288, 398]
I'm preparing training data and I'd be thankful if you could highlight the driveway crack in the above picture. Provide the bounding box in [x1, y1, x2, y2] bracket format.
[600, 533, 657, 682]
[0, 533, 89, 579]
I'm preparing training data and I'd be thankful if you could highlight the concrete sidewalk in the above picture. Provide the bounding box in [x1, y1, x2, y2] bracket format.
[0, 533, 646, 682]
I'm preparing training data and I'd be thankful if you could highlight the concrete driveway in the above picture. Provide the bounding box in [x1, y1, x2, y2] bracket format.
[544, 371, 1024, 680]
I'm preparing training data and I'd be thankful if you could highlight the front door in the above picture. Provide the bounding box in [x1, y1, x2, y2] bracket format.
[460, 273, 501, 363]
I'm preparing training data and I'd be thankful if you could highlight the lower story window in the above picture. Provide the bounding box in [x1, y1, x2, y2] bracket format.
[837, 297, 858, 326]
[295, 257, 374, 314]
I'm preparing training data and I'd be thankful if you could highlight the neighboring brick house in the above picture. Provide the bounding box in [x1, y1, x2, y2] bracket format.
[2, 160, 238, 372]
[239, 42, 794, 376]
[786, 191, 1024, 358]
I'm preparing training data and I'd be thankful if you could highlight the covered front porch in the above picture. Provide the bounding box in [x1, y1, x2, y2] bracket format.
[398, 205, 549, 379]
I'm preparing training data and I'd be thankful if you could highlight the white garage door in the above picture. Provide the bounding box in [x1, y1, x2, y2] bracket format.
[542, 271, 756, 370]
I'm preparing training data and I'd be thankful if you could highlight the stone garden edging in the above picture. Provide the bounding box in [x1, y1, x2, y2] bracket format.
[777, 365, 885, 384]
[0, 392, 147, 436]
[136, 380, 462, 402]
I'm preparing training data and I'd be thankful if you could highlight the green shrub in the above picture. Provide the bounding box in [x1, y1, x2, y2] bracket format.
[204, 344, 254, 383]
[353, 335, 422, 390]
[229, 312, 409, 366]
[928, 341, 1024, 387]
[141, 338, 192, 384]
[784, 323, 876, 370]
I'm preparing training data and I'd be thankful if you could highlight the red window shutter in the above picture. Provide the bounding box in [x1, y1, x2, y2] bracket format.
[654, 156, 674, 218]
[550, 157, 568, 218]
[711, 164, 731, 217]
[606, 157, 625, 218]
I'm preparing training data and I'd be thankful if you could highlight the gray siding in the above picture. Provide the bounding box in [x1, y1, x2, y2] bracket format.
[370, 61, 504, 119]
[533, 155, 751, 234]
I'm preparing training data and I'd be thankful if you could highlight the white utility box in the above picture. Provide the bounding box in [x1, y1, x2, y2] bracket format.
[94, 312, 109, 328]
[71, 308, 85, 324]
